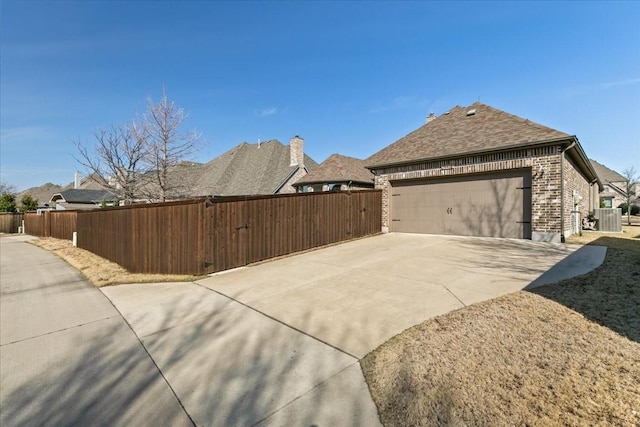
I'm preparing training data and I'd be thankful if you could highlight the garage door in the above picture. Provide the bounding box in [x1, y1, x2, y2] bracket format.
[390, 170, 532, 238]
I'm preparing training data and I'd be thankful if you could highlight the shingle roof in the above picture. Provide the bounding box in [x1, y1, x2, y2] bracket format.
[18, 175, 108, 206]
[53, 189, 117, 203]
[162, 161, 206, 198]
[293, 154, 374, 186]
[589, 159, 627, 184]
[366, 102, 572, 167]
[193, 140, 319, 196]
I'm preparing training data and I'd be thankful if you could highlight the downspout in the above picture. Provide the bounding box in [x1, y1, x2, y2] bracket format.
[560, 141, 576, 243]
[589, 178, 598, 212]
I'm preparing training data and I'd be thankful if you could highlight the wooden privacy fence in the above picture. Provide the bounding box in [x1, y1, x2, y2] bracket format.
[205, 190, 382, 272]
[24, 211, 78, 239]
[0, 213, 24, 233]
[71, 190, 382, 275]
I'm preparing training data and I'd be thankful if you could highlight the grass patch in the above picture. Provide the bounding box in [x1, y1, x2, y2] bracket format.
[30, 237, 205, 287]
[361, 226, 640, 426]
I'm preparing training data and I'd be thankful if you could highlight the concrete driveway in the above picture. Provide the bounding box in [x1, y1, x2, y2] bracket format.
[102, 234, 604, 425]
[197, 233, 606, 358]
[4, 233, 604, 426]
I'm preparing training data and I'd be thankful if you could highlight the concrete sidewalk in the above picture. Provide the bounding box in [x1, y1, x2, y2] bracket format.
[100, 281, 381, 426]
[0, 236, 193, 427]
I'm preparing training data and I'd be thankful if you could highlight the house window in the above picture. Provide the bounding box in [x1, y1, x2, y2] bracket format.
[602, 198, 613, 208]
[312, 184, 323, 192]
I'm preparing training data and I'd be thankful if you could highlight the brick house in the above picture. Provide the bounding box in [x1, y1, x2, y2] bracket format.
[197, 136, 318, 196]
[161, 136, 319, 198]
[49, 189, 118, 210]
[589, 159, 628, 209]
[293, 154, 374, 192]
[366, 102, 602, 242]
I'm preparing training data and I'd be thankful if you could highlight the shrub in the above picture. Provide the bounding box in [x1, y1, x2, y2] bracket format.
[618, 203, 640, 215]
[0, 192, 16, 212]
[19, 194, 38, 212]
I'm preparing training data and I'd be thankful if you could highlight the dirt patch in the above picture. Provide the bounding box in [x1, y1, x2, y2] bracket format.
[30, 237, 204, 287]
[362, 228, 640, 426]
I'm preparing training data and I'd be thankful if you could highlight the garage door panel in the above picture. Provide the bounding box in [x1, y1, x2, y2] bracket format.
[390, 171, 531, 238]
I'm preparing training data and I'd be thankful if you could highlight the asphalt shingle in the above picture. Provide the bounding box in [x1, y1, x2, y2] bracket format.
[589, 159, 627, 184]
[193, 140, 318, 196]
[294, 154, 373, 186]
[366, 102, 571, 167]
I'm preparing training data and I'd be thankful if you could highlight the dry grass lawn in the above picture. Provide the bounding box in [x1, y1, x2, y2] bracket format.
[362, 225, 640, 426]
[30, 237, 204, 287]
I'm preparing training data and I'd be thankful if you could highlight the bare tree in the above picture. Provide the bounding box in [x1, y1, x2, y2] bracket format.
[622, 166, 638, 225]
[0, 182, 16, 194]
[133, 89, 202, 202]
[74, 125, 148, 205]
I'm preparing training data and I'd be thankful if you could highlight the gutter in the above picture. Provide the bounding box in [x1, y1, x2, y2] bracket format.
[564, 138, 603, 191]
[589, 178, 598, 211]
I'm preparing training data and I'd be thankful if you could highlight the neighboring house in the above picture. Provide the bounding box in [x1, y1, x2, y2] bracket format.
[589, 159, 628, 208]
[21, 136, 318, 204]
[631, 182, 640, 206]
[142, 160, 205, 201]
[17, 183, 64, 209]
[293, 154, 374, 192]
[191, 136, 318, 197]
[366, 102, 602, 242]
[50, 189, 118, 210]
[18, 173, 110, 209]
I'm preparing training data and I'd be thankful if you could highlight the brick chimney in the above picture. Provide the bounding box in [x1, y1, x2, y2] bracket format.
[290, 135, 304, 167]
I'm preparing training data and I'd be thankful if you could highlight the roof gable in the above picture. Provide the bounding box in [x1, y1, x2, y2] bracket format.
[366, 102, 572, 167]
[294, 154, 374, 186]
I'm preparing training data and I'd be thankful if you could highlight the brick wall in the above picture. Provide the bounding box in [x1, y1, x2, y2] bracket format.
[278, 166, 308, 194]
[563, 155, 593, 238]
[373, 145, 593, 241]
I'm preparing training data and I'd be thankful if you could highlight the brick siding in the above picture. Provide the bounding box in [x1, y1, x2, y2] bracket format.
[563, 156, 593, 237]
[373, 145, 594, 240]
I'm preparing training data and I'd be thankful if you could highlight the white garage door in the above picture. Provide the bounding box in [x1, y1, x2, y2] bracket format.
[390, 170, 532, 238]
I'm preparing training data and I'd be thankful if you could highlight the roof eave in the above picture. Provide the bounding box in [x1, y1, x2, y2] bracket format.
[565, 137, 603, 190]
[365, 136, 577, 170]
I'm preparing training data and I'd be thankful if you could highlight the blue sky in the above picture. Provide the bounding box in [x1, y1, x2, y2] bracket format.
[1, 1, 639, 192]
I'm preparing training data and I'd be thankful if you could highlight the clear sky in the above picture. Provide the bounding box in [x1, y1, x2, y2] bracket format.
[1, 1, 639, 192]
